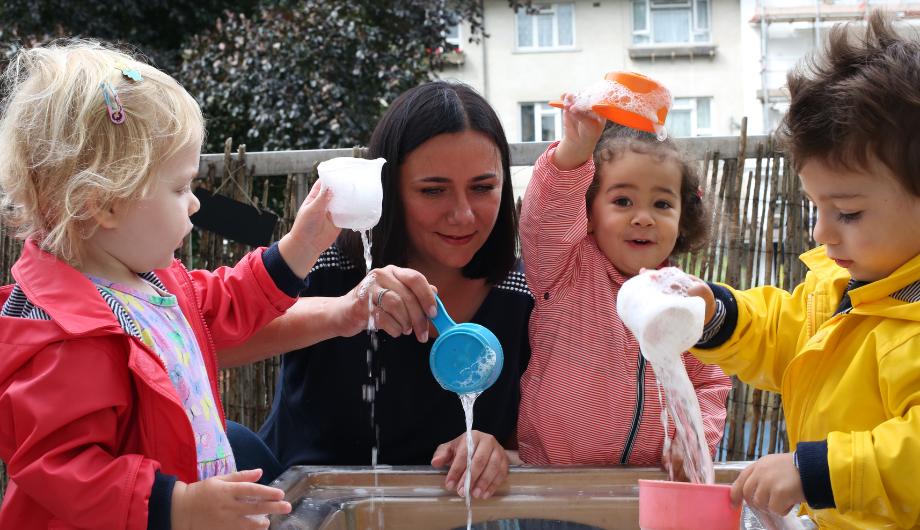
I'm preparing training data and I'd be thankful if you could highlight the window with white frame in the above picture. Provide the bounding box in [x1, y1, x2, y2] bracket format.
[445, 23, 461, 47]
[520, 103, 562, 142]
[632, 0, 710, 45]
[665, 97, 712, 137]
[516, 3, 575, 50]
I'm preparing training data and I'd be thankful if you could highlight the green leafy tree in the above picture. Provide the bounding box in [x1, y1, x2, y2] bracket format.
[179, 0, 491, 152]
[0, 0, 260, 70]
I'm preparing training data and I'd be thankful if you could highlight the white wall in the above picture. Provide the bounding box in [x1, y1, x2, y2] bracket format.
[441, 0, 747, 142]
[741, 0, 920, 134]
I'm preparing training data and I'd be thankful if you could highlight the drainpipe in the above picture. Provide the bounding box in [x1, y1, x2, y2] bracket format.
[481, 0, 489, 100]
[760, 0, 770, 133]
[814, 0, 821, 49]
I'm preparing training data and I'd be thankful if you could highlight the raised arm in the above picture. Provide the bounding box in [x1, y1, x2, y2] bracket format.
[521, 97, 605, 297]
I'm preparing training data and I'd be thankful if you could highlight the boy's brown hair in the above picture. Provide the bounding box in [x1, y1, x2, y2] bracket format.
[778, 10, 920, 196]
[587, 123, 709, 255]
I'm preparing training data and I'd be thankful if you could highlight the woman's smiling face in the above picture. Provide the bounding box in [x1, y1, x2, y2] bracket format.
[399, 130, 503, 273]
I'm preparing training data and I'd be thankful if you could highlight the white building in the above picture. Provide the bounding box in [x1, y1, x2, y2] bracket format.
[740, 0, 920, 135]
[442, 0, 747, 143]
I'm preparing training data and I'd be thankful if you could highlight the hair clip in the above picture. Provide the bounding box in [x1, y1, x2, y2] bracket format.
[99, 82, 126, 124]
[695, 187, 704, 200]
[115, 62, 143, 82]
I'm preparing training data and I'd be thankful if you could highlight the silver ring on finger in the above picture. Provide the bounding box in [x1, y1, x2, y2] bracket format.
[375, 288, 391, 308]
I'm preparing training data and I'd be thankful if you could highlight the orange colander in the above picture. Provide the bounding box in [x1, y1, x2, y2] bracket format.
[549, 71, 671, 134]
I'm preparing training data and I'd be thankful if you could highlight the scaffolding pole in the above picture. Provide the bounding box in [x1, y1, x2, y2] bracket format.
[760, 0, 771, 133]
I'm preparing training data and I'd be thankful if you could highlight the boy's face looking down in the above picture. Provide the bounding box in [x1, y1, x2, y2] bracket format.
[587, 150, 682, 277]
[800, 157, 920, 282]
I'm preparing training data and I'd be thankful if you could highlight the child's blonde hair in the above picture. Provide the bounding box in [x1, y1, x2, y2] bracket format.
[0, 39, 204, 264]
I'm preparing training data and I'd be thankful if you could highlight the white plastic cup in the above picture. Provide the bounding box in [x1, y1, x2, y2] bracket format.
[617, 269, 705, 364]
[317, 157, 386, 231]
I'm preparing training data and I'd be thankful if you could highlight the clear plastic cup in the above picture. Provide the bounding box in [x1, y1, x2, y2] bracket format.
[317, 157, 386, 231]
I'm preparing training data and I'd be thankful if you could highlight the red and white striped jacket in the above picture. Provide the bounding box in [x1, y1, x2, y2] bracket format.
[517, 143, 731, 465]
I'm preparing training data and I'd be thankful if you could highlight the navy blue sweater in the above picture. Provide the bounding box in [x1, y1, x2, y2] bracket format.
[259, 246, 534, 466]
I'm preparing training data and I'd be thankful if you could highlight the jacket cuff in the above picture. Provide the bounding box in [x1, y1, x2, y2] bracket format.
[148, 471, 176, 530]
[698, 299, 726, 343]
[696, 283, 738, 349]
[796, 440, 836, 509]
[261, 242, 309, 297]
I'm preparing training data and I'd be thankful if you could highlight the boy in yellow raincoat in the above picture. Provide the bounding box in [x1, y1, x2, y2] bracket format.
[688, 11, 920, 529]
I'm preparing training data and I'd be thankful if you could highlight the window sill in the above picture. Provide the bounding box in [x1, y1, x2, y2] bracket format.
[442, 50, 465, 66]
[513, 47, 581, 55]
[628, 44, 717, 60]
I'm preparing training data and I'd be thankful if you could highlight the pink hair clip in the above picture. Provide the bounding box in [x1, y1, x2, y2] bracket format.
[695, 187, 704, 199]
[99, 82, 126, 124]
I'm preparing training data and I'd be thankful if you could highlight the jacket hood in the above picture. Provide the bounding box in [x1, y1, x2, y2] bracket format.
[0, 240, 127, 386]
[801, 246, 920, 323]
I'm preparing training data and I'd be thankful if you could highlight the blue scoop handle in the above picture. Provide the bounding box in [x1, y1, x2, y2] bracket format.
[431, 295, 456, 334]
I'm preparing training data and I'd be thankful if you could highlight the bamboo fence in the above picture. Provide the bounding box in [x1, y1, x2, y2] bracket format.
[0, 129, 815, 502]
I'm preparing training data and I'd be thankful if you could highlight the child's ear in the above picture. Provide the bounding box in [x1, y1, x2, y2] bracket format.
[92, 200, 121, 230]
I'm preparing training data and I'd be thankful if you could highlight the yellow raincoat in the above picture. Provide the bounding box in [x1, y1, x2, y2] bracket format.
[692, 246, 920, 529]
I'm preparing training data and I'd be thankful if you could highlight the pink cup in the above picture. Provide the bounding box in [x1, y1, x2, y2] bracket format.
[639, 479, 742, 530]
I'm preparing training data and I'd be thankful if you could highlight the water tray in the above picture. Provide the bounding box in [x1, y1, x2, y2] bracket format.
[268, 464, 746, 530]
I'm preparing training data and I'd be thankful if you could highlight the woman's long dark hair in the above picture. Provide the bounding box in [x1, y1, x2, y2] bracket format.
[337, 81, 518, 283]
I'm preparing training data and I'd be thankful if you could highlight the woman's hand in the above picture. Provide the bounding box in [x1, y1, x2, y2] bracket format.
[552, 92, 606, 171]
[171, 469, 291, 530]
[431, 430, 509, 500]
[335, 265, 438, 342]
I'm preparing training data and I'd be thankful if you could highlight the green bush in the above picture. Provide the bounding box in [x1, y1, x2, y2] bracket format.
[0, 0, 260, 71]
[178, 0, 488, 152]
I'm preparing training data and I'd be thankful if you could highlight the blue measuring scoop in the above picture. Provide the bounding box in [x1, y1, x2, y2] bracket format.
[428, 295, 504, 394]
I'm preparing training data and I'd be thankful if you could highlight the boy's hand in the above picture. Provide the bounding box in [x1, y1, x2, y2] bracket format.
[171, 469, 292, 530]
[278, 179, 341, 279]
[431, 430, 509, 500]
[552, 93, 606, 171]
[731, 453, 805, 516]
[686, 277, 717, 325]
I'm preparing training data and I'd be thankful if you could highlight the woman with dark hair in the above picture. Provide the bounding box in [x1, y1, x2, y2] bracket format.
[224, 81, 533, 499]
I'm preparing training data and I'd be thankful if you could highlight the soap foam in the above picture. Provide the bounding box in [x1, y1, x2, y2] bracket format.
[618, 267, 713, 484]
[570, 78, 672, 137]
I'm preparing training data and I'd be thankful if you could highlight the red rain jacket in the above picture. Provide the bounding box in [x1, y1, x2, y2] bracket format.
[0, 240, 295, 529]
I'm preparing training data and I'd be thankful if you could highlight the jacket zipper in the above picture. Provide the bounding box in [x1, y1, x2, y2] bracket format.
[620, 354, 646, 464]
[806, 292, 816, 337]
[176, 262, 225, 419]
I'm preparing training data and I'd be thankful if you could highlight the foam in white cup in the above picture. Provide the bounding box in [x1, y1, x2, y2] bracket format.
[317, 157, 386, 231]
[619, 267, 714, 485]
[616, 267, 705, 364]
